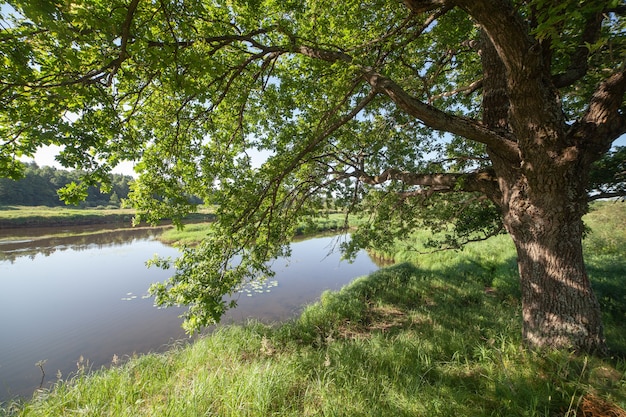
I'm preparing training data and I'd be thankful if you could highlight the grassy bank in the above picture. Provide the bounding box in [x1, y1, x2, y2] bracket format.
[158, 212, 359, 246]
[0, 206, 136, 228]
[2, 203, 625, 416]
[0, 206, 214, 228]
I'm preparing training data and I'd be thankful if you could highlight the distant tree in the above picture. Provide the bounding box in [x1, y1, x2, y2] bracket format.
[0, 162, 134, 206]
[109, 191, 120, 207]
[0, 173, 20, 205]
[111, 174, 132, 203]
[10, 162, 59, 205]
[1, 0, 626, 352]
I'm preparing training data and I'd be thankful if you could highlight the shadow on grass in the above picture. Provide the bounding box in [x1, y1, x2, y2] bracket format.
[276, 262, 626, 416]
[588, 257, 626, 357]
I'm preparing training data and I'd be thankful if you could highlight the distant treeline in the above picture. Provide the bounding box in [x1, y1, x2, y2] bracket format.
[0, 162, 133, 207]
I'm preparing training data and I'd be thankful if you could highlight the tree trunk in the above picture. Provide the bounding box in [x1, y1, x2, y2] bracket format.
[478, 29, 606, 353]
[504, 199, 605, 353]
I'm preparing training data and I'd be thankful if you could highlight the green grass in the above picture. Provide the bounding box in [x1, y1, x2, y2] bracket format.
[157, 222, 215, 246]
[582, 202, 626, 355]
[2, 202, 625, 416]
[158, 212, 364, 246]
[0, 205, 135, 219]
[0, 205, 214, 228]
[0, 205, 136, 227]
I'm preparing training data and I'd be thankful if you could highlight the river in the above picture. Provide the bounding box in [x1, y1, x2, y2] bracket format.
[0, 225, 379, 402]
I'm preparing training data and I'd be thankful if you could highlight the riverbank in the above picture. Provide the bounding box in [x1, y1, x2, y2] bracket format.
[157, 212, 356, 246]
[0, 206, 214, 229]
[2, 203, 625, 416]
[0, 206, 344, 237]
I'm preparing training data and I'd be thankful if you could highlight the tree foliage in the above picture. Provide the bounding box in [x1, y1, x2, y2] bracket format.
[589, 146, 626, 200]
[1, 0, 625, 347]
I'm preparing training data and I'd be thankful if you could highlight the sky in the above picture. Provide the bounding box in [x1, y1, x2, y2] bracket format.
[27, 134, 626, 178]
[25, 145, 138, 176]
[26, 144, 274, 177]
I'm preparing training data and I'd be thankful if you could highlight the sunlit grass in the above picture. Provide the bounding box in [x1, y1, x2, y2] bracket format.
[0, 205, 135, 218]
[0, 205, 215, 228]
[157, 222, 214, 246]
[158, 212, 365, 245]
[2, 202, 625, 416]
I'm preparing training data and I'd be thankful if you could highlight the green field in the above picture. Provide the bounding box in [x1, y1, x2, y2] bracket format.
[0, 205, 137, 227]
[0, 205, 214, 228]
[2, 202, 625, 416]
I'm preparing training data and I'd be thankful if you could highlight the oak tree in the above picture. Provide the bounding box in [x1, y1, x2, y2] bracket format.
[1, 0, 625, 352]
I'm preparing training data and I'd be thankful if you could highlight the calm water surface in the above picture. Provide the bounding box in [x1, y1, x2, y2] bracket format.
[0, 226, 378, 401]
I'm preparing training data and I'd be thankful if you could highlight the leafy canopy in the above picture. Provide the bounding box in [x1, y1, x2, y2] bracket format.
[1, 0, 625, 331]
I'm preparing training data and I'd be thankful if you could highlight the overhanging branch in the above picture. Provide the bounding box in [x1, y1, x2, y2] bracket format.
[362, 69, 519, 160]
[588, 192, 626, 202]
[402, 0, 449, 14]
[356, 168, 500, 199]
[231, 87, 378, 232]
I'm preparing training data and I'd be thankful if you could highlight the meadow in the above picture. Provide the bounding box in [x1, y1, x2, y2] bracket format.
[0, 205, 213, 228]
[0, 205, 136, 228]
[2, 202, 625, 416]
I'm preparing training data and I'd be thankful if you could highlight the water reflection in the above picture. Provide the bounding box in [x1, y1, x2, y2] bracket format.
[0, 226, 168, 263]
[0, 226, 379, 401]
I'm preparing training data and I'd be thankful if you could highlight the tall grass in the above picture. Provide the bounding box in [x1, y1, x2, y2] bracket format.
[2, 203, 625, 416]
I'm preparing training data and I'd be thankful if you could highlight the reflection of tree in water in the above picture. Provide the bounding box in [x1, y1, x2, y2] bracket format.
[0, 227, 169, 263]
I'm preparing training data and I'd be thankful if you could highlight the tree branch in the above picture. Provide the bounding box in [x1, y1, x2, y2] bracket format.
[294, 45, 352, 63]
[146, 27, 276, 50]
[362, 69, 519, 160]
[402, 0, 449, 14]
[455, 0, 535, 80]
[356, 167, 500, 199]
[105, 16, 520, 167]
[574, 67, 626, 160]
[456, 0, 572, 156]
[231, 87, 378, 232]
[107, 0, 140, 85]
[375, 5, 452, 67]
[281, 41, 519, 163]
[588, 192, 626, 202]
[428, 78, 483, 103]
[410, 223, 505, 254]
[552, 11, 604, 88]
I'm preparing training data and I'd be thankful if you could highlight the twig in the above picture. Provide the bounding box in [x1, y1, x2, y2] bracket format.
[35, 359, 47, 389]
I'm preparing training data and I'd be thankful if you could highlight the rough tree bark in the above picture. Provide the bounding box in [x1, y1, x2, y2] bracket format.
[476, 12, 607, 352]
[507, 189, 605, 352]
